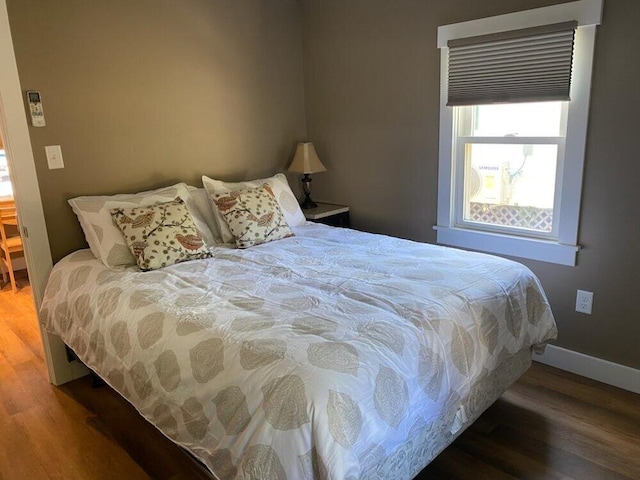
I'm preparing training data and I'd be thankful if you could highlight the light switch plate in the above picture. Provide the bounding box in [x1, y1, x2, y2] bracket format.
[45, 145, 64, 169]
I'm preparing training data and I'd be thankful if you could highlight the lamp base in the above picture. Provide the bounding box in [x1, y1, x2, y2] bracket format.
[300, 196, 318, 210]
[300, 173, 318, 210]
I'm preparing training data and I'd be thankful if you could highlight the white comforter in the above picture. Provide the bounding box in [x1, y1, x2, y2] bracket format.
[40, 222, 557, 480]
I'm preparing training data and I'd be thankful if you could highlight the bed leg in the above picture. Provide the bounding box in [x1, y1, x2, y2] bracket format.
[65, 345, 78, 363]
[90, 371, 105, 388]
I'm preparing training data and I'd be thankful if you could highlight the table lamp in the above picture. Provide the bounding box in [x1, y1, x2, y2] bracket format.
[288, 142, 326, 209]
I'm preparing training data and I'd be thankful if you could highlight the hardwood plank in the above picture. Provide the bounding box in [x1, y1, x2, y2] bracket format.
[13, 402, 150, 480]
[0, 282, 43, 361]
[503, 386, 640, 478]
[420, 445, 519, 480]
[524, 362, 640, 422]
[0, 319, 36, 366]
[0, 409, 53, 479]
[479, 391, 640, 479]
[507, 381, 640, 446]
[0, 354, 40, 416]
[492, 424, 633, 480]
[454, 429, 574, 480]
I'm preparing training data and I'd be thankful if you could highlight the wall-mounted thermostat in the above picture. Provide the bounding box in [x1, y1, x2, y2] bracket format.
[27, 90, 46, 127]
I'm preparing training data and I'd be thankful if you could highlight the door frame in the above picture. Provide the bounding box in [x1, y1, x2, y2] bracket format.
[0, 0, 86, 385]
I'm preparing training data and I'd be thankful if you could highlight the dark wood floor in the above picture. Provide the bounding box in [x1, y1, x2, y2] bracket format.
[1, 276, 639, 479]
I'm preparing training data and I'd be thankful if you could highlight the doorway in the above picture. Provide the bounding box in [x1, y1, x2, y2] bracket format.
[0, 133, 29, 292]
[0, 0, 86, 385]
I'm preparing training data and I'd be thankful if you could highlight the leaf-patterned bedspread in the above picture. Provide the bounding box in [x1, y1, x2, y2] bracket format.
[40, 222, 557, 479]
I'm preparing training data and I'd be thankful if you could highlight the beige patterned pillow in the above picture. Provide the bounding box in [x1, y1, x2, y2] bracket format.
[212, 185, 294, 248]
[110, 198, 212, 271]
[203, 173, 305, 244]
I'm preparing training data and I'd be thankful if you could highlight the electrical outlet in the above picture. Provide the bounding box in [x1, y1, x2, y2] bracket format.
[576, 290, 593, 314]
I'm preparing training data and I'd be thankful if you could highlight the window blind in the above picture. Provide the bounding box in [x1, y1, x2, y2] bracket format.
[447, 21, 578, 106]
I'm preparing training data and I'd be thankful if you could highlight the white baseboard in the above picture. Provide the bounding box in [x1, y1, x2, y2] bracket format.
[534, 344, 640, 394]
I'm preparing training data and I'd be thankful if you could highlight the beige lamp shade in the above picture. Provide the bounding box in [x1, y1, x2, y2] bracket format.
[288, 142, 327, 174]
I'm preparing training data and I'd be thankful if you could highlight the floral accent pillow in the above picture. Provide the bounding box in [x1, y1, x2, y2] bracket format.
[212, 185, 294, 248]
[110, 198, 212, 271]
[202, 173, 305, 244]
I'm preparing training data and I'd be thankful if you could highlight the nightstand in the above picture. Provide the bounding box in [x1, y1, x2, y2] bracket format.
[304, 202, 350, 228]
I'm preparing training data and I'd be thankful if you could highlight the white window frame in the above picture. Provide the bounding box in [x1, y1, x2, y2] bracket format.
[435, 0, 603, 266]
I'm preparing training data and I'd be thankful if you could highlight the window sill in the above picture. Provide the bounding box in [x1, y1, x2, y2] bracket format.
[434, 226, 579, 266]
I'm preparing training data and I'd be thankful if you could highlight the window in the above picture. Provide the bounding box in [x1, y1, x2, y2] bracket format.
[0, 149, 12, 197]
[456, 101, 565, 238]
[436, 0, 603, 266]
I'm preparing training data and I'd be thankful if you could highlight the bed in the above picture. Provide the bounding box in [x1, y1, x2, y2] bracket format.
[39, 219, 556, 480]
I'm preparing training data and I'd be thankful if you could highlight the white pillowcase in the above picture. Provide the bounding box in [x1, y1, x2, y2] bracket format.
[202, 173, 305, 244]
[68, 183, 215, 270]
[187, 186, 222, 242]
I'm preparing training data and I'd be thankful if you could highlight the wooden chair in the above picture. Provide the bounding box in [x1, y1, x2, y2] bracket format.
[0, 200, 23, 293]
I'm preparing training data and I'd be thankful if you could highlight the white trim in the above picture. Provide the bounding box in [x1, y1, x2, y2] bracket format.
[0, 0, 87, 385]
[434, 226, 579, 266]
[436, 51, 455, 227]
[457, 136, 564, 145]
[557, 25, 596, 246]
[534, 344, 640, 395]
[437, 0, 603, 47]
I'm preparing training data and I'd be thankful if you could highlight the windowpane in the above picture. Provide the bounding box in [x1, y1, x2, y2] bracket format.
[471, 102, 564, 137]
[463, 143, 557, 233]
[0, 150, 12, 197]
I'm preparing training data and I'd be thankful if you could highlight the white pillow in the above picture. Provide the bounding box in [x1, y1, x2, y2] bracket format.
[187, 185, 221, 241]
[68, 183, 215, 270]
[202, 173, 305, 244]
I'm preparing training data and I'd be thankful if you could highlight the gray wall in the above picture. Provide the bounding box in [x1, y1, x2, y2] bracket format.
[302, 0, 640, 369]
[7, 0, 306, 262]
